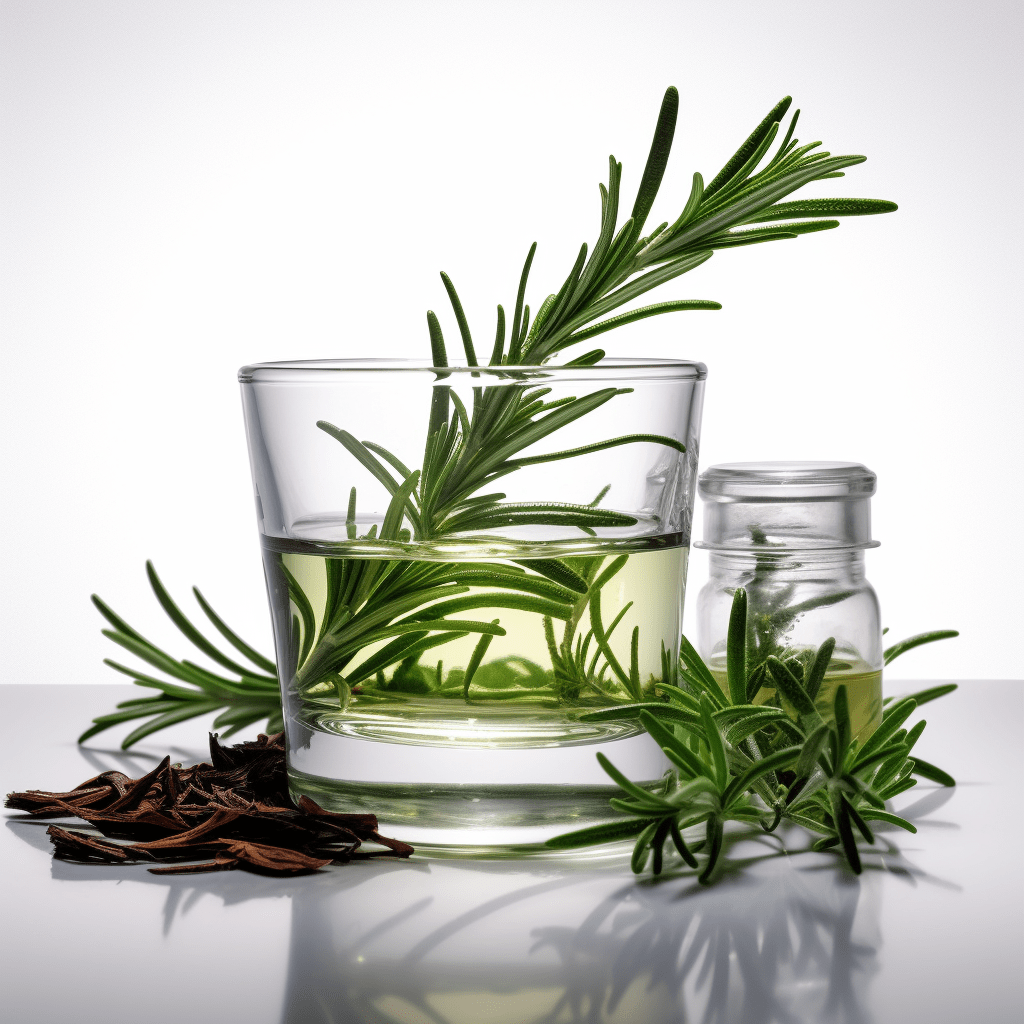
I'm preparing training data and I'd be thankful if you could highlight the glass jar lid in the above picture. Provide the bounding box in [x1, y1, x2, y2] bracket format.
[697, 461, 879, 551]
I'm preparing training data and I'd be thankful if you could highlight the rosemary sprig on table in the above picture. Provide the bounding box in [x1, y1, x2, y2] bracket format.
[84, 561, 283, 748]
[547, 587, 959, 881]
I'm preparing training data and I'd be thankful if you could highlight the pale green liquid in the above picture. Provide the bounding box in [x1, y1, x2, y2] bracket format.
[710, 661, 883, 742]
[261, 536, 687, 845]
[263, 536, 687, 727]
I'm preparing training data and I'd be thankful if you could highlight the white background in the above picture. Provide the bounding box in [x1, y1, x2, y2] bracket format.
[1, 0, 1021, 689]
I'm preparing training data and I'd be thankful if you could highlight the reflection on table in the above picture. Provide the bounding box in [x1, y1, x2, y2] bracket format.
[27, 788, 953, 1024]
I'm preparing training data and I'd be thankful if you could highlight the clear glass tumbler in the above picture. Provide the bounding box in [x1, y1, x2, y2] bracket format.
[695, 462, 883, 741]
[240, 357, 706, 848]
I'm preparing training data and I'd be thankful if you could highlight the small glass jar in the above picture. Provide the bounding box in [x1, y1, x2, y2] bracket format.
[695, 462, 882, 740]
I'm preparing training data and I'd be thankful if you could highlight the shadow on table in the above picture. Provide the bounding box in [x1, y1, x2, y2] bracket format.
[6, 785, 959, 1024]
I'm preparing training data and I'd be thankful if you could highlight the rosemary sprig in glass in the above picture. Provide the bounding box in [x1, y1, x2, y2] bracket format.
[83, 86, 900, 742]
[280, 87, 896, 704]
[323, 86, 895, 546]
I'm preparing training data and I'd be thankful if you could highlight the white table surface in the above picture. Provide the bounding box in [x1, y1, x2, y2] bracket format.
[2, 682, 1021, 1024]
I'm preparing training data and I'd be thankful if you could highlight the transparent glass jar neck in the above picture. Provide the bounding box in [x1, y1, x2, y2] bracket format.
[707, 548, 867, 582]
[697, 461, 877, 551]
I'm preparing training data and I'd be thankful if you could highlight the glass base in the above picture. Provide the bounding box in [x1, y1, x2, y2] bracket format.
[287, 725, 670, 852]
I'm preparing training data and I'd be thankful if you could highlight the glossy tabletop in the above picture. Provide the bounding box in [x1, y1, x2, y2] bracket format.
[2, 682, 1021, 1024]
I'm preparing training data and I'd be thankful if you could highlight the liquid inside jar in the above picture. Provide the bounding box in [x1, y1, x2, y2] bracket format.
[709, 653, 882, 742]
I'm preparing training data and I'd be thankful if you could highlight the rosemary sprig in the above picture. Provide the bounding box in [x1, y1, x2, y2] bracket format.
[542, 553, 663, 702]
[85, 541, 649, 747]
[316, 385, 663, 541]
[434, 87, 895, 370]
[84, 88, 900, 744]
[547, 587, 959, 882]
[82, 562, 283, 748]
[318, 86, 895, 544]
[284, 88, 897, 702]
[281, 482, 552, 703]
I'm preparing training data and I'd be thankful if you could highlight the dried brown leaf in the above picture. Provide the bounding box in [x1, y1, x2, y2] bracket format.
[218, 840, 331, 874]
[9, 732, 413, 876]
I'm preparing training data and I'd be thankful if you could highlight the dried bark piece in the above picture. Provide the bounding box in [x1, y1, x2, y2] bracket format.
[209, 731, 284, 769]
[47, 826, 132, 862]
[7, 732, 413, 876]
[116, 806, 243, 850]
[367, 831, 416, 858]
[296, 795, 379, 836]
[217, 841, 331, 874]
[102, 757, 174, 814]
[41, 803, 197, 841]
[148, 858, 237, 875]
[4, 770, 133, 816]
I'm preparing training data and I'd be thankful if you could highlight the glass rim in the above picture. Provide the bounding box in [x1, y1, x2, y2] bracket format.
[238, 356, 708, 383]
[695, 539, 881, 552]
[698, 460, 876, 501]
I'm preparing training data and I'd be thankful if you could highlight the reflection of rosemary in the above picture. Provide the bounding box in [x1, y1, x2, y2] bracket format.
[549, 588, 958, 881]
[83, 87, 897, 745]
[529, 860, 876, 1020]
